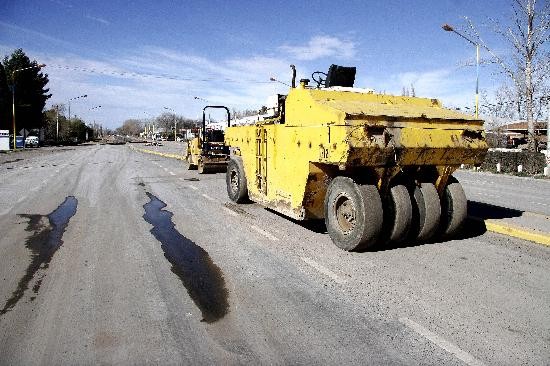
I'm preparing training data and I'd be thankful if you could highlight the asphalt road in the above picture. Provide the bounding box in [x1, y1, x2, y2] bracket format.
[454, 170, 550, 216]
[0, 144, 549, 365]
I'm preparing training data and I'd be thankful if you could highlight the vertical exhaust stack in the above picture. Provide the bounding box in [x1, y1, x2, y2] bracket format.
[290, 65, 296, 88]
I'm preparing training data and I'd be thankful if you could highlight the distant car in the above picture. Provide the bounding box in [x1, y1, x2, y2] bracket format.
[25, 136, 39, 148]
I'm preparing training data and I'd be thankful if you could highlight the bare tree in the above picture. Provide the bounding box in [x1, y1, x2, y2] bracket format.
[118, 119, 143, 136]
[463, 0, 549, 151]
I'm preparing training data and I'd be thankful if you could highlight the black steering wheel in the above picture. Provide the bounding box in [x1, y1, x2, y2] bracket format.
[311, 71, 327, 88]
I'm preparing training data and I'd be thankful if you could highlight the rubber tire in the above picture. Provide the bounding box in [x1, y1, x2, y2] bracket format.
[384, 185, 412, 243]
[188, 162, 197, 170]
[226, 157, 248, 203]
[440, 177, 467, 238]
[410, 183, 441, 242]
[324, 177, 383, 251]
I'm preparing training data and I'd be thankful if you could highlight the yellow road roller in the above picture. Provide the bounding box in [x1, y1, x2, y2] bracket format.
[186, 106, 231, 174]
[224, 65, 488, 251]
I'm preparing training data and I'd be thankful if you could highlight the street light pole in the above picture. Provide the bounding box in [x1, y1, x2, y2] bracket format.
[542, 96, 550, 176]
[90, 105, 102, 141]
[56, 105, 59, 142]
[442, 23, 480, 118]
[68, 94, 87, 122]
[164, 107, 177, 141]
[11, 63, 46, 149]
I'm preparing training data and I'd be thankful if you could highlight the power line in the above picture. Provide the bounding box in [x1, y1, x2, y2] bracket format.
[46, 63, 273, 84]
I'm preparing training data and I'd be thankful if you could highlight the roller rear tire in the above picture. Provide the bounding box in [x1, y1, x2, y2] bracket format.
[440, 177, 467, 238]
[384, 185, 412, 243]
[410, 183, 441, 242]
[324, 177, 383, 251]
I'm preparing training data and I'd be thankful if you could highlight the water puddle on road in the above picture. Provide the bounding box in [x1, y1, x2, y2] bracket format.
[0, 196, 78, 317]
[142, 192, 229, 323]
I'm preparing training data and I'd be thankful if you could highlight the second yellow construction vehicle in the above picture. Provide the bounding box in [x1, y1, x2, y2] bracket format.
[186, 106, 231, 174]
[224, 65, 488, 251]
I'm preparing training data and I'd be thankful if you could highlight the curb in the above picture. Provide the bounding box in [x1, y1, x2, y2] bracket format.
[131, 145, 550, 247]
[131, 146, 186, 161]
[470, 216, 550, 247]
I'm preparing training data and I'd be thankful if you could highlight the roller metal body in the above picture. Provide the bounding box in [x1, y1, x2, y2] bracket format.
[225, 73, 487, 249]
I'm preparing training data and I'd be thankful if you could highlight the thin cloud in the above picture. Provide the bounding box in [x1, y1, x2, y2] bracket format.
[38, 47, 295, 128]
[371, 68, 480, 108]
[85, 15, 110, 25]
[279, 35, 356, 61]
[0, 21, 73, 48]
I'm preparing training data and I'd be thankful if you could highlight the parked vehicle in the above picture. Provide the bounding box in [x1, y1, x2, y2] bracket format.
[25, 136, 39, 148]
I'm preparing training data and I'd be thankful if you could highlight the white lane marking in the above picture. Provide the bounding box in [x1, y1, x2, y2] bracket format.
[399, 317, 485, 366]
[249, 224, 279, 241]
[189, 184, 198, 190]
[201, 193, 215, 201]
[222, 206, 238, 217]
[17, 195, 27, 203]
[169, 171, 176, 176]
[300, 257, 346, 284]
[163, 167, 169, 172]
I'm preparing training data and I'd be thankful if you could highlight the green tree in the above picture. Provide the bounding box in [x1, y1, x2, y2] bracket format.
[43, 104, 67, 143]
[2, 48, 51, 134]
[0, 63, 10, 131]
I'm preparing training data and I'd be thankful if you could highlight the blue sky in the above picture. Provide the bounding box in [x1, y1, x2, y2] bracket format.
[1, 0, 516, 129]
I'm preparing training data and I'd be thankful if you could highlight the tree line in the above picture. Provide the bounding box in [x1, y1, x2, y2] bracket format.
[0, 48, 92, 144]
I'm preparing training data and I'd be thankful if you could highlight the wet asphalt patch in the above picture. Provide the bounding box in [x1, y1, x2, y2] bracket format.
[142, 192, 229, 323]
[0, 196, 78, 317]
[1, 159, 23, 165]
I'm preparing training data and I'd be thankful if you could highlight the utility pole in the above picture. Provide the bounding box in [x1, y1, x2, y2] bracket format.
[163, 106, 176, 141]
[544, 96, 550, 176]
[56, 105, 59, 142]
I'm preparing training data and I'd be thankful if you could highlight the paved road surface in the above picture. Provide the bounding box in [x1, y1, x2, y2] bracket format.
[455, 170, 550, 216]
[0, 144, 548, 365]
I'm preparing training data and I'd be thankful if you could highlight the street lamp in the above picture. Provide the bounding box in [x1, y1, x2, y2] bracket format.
[11, 63, 46, 149]
[68, 94, 87, 122]
[164, 106, 177, 142]
[193, 96, 210, 103]
[442, 23, 480, 118]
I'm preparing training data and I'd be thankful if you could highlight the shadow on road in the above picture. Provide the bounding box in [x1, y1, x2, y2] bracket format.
[467, 200, 523, 220]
